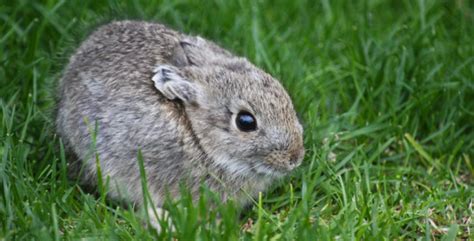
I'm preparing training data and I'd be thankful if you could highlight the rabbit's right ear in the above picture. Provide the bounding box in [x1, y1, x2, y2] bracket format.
[152, 65, 202, 106]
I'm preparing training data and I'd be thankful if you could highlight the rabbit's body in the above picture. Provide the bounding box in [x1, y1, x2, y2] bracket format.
[57, 21, 304, 213]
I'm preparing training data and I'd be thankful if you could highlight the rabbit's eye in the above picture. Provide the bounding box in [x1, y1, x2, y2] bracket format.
[236, 111, 257, 132]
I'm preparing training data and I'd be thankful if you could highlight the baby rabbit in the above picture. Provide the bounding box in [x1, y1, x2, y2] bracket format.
[56, 20, 304, 225]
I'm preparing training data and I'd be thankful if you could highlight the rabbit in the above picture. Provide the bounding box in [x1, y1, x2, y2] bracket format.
[56, 20, 304, 227]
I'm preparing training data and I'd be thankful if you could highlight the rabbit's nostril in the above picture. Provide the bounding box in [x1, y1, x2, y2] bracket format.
[290, 153, 300, 164]
[289, 157, 298, 165]
[287, 149, 304, 168]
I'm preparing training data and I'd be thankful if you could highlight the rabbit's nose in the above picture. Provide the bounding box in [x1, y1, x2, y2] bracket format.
[288, 149, 304, 169]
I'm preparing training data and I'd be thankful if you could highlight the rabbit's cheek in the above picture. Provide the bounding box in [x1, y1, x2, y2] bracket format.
[212, 152, 254, 177]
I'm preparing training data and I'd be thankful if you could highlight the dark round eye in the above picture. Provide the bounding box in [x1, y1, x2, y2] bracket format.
[236, 111, 257, 132]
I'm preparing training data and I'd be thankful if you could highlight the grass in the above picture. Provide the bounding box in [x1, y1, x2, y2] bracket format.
[1, 0, 473, 240]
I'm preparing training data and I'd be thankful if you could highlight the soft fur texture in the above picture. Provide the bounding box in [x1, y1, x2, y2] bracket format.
[56, 20, 304, 216]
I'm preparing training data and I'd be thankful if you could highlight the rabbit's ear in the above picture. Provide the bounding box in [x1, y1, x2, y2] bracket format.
[172, 36, 231, 67]
[152, 65, 202, 105]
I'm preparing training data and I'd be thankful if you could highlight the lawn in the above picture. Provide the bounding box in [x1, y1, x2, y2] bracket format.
[1, 0, 473, 240]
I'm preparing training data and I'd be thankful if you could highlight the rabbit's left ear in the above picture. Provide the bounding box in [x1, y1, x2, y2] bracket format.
[152, 65, 202, 105]
[170, 36, 232, 67]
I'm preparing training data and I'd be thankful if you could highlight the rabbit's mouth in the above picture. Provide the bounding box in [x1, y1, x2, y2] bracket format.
[211, 152, 292, 179]
[252, 163, 287, 178]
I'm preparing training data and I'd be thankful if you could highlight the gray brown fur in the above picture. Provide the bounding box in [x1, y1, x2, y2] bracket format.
[56, 20, 304, 212]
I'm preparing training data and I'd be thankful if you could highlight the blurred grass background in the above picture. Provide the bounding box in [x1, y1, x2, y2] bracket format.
[0, 0, 473, 240]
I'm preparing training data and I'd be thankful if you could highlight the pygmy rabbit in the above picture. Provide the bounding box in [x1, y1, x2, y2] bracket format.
[56, 20, 304, 226]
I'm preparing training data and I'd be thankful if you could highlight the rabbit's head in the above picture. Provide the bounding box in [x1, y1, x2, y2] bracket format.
[153, 36, 304, 178]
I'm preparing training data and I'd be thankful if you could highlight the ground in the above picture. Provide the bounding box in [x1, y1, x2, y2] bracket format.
[0, 0, 473, 240]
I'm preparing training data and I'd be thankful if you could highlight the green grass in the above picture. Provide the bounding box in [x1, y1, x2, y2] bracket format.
[1, 0, 473, 240]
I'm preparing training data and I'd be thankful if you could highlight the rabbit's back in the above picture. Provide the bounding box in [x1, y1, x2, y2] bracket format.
[56, 21, 189, 202]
